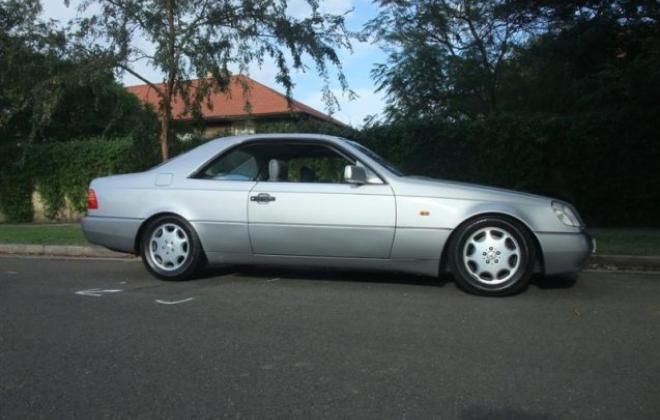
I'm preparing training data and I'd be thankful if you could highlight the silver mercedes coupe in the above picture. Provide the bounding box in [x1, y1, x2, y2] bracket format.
[82, 134, 594, 296]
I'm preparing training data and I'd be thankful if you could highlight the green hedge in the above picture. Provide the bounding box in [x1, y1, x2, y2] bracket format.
[357, 114, 660, 227]
[0, 145, 35, 222]
[1, 116, 657, 227]
[0, 172, 35, 223]
[0, 137, 160, 222]
[33, 138, 158, 217]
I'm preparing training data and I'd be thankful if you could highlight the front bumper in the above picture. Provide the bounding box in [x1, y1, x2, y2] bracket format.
[81, 216, 142, 254]
[537, 230, 594, 275]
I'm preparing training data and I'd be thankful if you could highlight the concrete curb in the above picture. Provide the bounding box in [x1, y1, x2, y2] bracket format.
[1, 243, 659, 271]
[0, 243, 135, 259]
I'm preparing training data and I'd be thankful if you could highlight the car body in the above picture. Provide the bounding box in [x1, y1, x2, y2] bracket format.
[82, 133, 594, 295]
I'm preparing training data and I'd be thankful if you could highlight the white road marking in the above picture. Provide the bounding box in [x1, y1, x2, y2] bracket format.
[5, 271, 18, 275]
[75, 288, 123, 297]
[155, 297, 194, 305]
[266, 278, 280, 282]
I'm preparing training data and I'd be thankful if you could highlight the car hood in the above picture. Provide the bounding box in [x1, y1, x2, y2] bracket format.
[394, 176, 553, 204]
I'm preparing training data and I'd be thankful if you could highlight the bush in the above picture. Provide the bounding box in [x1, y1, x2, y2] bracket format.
[0, 173, 35, 223]
[0, 145, 34, 222]
[0, 137, 161, 222]
[31, 138, 157, 214]
[358, 114, 660, 227]
[1, 117, 656, 227]
[255, 118, 359, 138]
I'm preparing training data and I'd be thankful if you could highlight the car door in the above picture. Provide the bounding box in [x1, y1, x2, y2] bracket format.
[247, 141, 396, 258]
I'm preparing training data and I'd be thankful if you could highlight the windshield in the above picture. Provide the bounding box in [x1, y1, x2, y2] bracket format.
[343, 140, 405, 176]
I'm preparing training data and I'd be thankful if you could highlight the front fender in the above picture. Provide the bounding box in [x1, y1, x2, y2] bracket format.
[459, 202, 538, 232]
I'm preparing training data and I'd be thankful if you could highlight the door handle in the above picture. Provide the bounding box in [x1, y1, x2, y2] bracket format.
[250, 193, 276, 203]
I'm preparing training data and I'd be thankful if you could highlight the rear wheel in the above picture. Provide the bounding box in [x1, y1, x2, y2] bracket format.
[140, 215, 205, 280]
[449, 216, 536, 296]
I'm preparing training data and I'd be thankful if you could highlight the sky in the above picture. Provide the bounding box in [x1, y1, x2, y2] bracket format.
[40, 0, 388, 127]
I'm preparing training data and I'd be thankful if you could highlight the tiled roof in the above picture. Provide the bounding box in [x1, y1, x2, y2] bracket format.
[126, 75, 345, 126]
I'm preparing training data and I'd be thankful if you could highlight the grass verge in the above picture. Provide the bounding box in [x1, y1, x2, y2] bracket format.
[0, 223, 88, 246]
[591, 229, 660, 256]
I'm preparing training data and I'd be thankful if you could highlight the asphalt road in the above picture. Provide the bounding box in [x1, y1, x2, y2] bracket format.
[1, 256, 659, 420]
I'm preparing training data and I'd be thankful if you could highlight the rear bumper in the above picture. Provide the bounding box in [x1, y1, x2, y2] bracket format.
[537, 230, 594, 275]
[81, 216, 142, 254]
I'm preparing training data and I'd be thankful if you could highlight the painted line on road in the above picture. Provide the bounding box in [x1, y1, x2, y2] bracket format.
[75, 288, 124, 297]
[155, 297, 195, 305]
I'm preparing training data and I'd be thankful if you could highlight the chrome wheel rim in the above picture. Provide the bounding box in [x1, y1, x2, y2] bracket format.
[148, 223, 190, 271]
[462, 227, 521, 285]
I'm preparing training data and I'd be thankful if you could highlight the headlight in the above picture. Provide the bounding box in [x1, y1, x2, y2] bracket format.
[552, 201, 581, 227]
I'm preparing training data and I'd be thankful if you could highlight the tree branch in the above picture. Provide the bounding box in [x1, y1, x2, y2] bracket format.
[118, 63, 163, 97]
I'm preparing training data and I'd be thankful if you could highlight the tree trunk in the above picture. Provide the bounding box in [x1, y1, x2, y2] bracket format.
[159, 0, 176, 162]
[159, 110, 170, 161]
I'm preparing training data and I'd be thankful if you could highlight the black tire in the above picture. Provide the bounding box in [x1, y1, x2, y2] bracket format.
[448, 216, 536, 296]
[140, 215, 205, 281]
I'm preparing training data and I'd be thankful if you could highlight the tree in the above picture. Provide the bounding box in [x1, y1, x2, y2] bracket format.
[0, 0, 65, 145]
[364, 0, 538, 121]
[365, 0, 660, 122]
[1, 0, 158, 147]
[72, 0, 352, 160]
[497, 0, 660, 115]
[1, 0, 161, 222]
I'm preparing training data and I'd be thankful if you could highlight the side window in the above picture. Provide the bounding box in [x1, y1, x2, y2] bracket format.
[267, 144, 352, 184]
[195, 141, 383, 184]
[197, 149, 258, 181]
[286, 153, 349, 183]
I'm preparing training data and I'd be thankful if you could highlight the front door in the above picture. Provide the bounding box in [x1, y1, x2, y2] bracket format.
[246, 141, 396, 258]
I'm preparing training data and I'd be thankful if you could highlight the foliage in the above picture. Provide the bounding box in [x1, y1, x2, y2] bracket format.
[358, 0, 659, 227]
[255, 118, 358, 138]
[31, 138, 154, 216]
[0, 0, 160, 221]
[364, 0, 536, 120]
[358, 114, 660, 227]
[0, 115, 656, 226]
[0, 165, 35, 222]
[2, 0, 160, 146]
[0, 0, 160, 219]
[500, 7, 660, 117]
[2, 0, 658, 228]
[0, 137, 160, 222]
[366, 0, 660, 122]
[0, 0, 67, 146]
[73, 0, 354, 160]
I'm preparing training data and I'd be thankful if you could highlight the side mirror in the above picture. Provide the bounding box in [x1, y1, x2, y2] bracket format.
[344, 165, 367, 185]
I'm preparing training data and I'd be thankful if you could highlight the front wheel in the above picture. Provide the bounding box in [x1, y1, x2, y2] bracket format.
[449, 216, 536, 296]
[140, 215, 205, 281]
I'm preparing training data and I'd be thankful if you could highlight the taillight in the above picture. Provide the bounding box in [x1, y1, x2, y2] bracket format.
[87, 189, 98, 210]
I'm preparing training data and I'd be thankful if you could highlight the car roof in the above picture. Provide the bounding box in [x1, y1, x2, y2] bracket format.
[210, 133, 344, 144]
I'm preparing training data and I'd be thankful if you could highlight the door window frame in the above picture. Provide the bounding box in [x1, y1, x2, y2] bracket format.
[190, 138, 388, 185]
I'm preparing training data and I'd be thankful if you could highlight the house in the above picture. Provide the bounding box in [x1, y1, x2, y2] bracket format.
[126, 75, 346, 138]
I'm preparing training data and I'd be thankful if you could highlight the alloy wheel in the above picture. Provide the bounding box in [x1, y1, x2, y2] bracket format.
[148, 223, 190, 271]
[462, 226, 521, 285]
